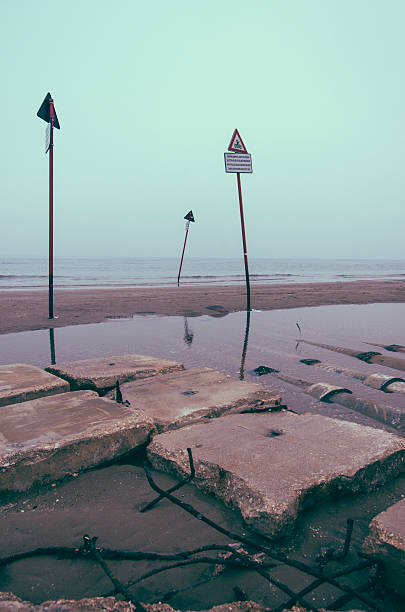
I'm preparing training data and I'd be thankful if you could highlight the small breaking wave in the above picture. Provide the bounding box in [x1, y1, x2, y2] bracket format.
[0, 274, 48, 279]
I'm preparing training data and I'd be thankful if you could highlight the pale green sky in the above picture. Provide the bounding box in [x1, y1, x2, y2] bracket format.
[1, 0, 404, 258]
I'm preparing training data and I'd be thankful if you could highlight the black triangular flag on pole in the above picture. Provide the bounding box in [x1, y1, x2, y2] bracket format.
[184, 210, 195, 222]
[37, 92, 60, 129]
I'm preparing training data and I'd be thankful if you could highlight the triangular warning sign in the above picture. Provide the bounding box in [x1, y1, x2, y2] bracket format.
[184, 210, 195, 222]
[37, 92, 60, 129]
[228, 129, 247, 153]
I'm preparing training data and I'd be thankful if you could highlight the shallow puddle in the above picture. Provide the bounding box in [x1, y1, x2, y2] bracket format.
[1, 303, 404, 420]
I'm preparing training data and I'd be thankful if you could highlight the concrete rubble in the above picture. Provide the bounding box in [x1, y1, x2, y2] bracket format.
[0, 593, 363, 611]
[0, 364, 69, 407]
[3, 353, 405, 609]
[299, 338, 405, 373]
[0, 391, 155, 493]
[147, 411, 405, 538]
[300, 358, 405, 394]
[264, 368, 405, 431]
[0, 593, 268, 611]
[106, 367, 282, 432]
[363, 372, 405, 393]
[362, 496, 405, 597]
[45, 354, 184, 392]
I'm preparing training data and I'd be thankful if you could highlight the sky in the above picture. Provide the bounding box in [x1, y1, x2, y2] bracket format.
[1, 0, 405, 259]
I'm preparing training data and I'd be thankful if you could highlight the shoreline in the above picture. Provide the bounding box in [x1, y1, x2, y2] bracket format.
[1, 279, 404, 335]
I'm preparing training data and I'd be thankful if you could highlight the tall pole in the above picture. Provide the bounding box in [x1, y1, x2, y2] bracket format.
[177, 221, 189, 286]
[37, 92, 59, 319]
[236, 172, 251, 311]
[48, 98, 54, 319]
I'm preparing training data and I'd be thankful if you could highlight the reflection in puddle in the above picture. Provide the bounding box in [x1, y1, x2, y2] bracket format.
[183, 317, 194, 347]
[239, 309, 251, 381]
[1, 303, 404, 415]
[49, 328, 56, 365]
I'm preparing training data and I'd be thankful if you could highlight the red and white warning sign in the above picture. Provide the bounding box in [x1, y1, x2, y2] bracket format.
[228, 129, 248, 153]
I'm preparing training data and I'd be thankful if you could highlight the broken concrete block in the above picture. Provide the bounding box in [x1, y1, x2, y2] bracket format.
[0, 391, 155, 493]
[0, 592, 137, 610]
[363, 497, 405, 596]
[106, 368, 282, 432]
[147, 412, 405, 539]
[0, 364, 69, 407]
[45, 354, 184, 392]
[363, 372, 405, 392]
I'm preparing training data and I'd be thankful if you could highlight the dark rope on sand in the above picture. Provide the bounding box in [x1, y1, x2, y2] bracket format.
[140, 447, 195, 512]
[142, 452, 382, 612]
[0, 450, 382, 612]
[104, 555, 276, 594]
[83, 535, 146, 610]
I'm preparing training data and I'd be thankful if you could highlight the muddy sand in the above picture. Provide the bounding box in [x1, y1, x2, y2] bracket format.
[2, 451, 405, 611]
[1, 279, 405, 334]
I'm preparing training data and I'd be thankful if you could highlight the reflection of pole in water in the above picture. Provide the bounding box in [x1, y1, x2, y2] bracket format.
[239, 309, 251, 380]
[183, 316, 194, 346]
[49, 328, 56, 364]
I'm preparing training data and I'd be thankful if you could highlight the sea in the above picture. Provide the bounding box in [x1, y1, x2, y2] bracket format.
[0, 257, 404, 290]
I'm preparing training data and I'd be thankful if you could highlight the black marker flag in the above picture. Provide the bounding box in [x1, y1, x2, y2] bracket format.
[184, 210, 195, 222]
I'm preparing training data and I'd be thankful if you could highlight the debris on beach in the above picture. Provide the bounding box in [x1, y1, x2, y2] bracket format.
[300, 358, 405, 394]
[261, 365, 405, 430]
[251, 365, 279, 376]
[298, 339, 405, 373]
[365, 342, 405, 353]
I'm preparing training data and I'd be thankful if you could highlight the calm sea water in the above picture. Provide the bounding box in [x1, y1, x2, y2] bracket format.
[0, 257, 404, 290]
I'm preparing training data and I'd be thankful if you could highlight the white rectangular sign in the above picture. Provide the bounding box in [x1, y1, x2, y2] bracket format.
[45, 123, 50, 153]
[224, 152, 252, 173]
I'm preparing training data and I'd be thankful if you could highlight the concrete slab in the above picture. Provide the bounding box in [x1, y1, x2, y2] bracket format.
[0, 391, 155, 493]
[147, 412, 405, 539]
[363, 497, 405, 596]
[0, 364, 69, 407]
[106, 368, 282, 432]
[45, 354, 184, 392]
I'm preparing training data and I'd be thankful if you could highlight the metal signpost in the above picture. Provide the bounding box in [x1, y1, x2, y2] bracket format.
[224, 129, 252, 311]
[177, 210, 195, 286]
[36, 93, 60, 319]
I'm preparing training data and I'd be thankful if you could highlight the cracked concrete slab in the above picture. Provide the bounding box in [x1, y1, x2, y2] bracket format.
[45, 354, 184, 392]
[0, 364, 69, 407]
[106, 368, 282, 432]
[363, 496, 405, 596]
[147, 412, 405, 539]
[0, 391, 155, 493]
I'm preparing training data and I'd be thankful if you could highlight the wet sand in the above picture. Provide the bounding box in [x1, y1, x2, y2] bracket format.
[2, 452, 405, 611]
[1, 279, 405, 334]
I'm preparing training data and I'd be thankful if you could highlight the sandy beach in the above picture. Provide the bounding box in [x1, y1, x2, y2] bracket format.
[1, 279, 405, 335]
